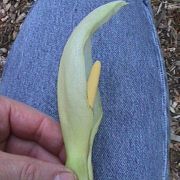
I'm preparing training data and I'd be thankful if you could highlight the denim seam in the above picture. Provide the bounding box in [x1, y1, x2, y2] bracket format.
[142, 2, 169, 180]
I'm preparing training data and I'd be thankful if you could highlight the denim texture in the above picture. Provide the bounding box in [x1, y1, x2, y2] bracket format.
[0, 0, 169, 179]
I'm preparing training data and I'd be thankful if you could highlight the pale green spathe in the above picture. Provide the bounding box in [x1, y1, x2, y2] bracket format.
[57, 1, 127, 180]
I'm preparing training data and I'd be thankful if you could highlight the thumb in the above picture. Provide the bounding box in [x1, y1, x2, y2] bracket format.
[0, 152, 76, 180]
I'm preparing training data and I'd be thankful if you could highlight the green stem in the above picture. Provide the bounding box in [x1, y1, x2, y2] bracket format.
[66, 155, 90, 180]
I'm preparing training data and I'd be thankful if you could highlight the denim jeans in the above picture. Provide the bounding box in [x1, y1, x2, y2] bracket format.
[0, 0, 169, 179]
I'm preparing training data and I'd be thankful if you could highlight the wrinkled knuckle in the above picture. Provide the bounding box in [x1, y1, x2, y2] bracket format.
[34, 118, 45, 142]
[20, 163, 39, 180]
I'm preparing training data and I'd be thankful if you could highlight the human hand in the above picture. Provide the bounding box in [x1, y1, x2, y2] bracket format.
[0, 96, 76, 180]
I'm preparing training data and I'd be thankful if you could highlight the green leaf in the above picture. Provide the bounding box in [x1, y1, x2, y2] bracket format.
[57, 1, 127, 180]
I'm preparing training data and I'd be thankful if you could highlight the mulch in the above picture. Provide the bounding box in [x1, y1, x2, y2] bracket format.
[0, 0, 179, 179]
[151, 1, 180, 179]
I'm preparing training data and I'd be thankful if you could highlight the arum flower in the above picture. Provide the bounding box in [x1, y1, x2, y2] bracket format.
[57, 1, 127, 180]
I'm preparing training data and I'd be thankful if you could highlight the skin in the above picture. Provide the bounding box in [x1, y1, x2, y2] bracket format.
[0, 96, 76, 180]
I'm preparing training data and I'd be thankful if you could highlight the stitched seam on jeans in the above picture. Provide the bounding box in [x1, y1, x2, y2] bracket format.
[142, 2, 169, 180]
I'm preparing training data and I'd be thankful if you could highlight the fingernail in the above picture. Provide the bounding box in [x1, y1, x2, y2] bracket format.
[54, 172, 76, 180]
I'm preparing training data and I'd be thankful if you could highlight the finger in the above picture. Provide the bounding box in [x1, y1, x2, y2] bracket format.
[0, 151, 76, 180]
[6, 135, 64, 164]
[0, 97, 10, 150]
[59, 145, 66, 164]
[0, 96, 63, 156]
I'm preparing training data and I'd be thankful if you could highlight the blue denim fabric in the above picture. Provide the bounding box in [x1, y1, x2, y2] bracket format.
[0, 0, 169, 179]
